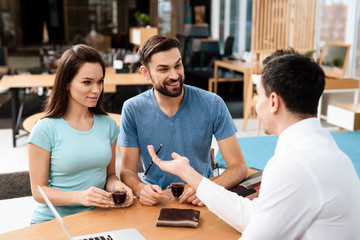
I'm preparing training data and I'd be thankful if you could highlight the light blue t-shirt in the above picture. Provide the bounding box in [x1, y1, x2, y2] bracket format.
[118, 84, 237, 189]
[28, 113, 119, 223]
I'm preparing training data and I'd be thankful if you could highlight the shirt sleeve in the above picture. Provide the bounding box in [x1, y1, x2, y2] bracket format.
[108, 116, 120, 144]
[212, 95, 237, 141]
[117, 100, 139, 147]
[28, 118, 54, 152]
[196, 177, 257, 232]
[241, 156, 323, 240]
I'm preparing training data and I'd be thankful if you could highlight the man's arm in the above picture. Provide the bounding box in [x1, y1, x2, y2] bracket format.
[147, 145, 256, 233]
[213, 134, 248, 188]
[119, 146, 164, 205]
[179, 135, 247, 206]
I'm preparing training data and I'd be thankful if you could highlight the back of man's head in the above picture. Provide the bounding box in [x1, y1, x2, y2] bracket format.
[261, 50, 325, 116]
[138, 35, 180, 67]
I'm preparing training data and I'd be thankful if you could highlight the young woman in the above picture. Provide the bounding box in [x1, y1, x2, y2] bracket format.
[28, 44, 133, 224]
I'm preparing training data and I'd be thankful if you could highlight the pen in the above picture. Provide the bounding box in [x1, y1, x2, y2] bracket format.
[143, 144, 163, 178]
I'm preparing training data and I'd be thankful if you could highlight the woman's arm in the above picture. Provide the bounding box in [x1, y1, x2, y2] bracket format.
[28, 143, 113, 207]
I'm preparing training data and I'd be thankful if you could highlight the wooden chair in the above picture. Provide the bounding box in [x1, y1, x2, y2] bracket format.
[208, 36, 243, 93]
[0, 47, 10, 94]
[0, 47, 9, 75]
[210, 148, 219, 177]
[243, 74, 262, 135]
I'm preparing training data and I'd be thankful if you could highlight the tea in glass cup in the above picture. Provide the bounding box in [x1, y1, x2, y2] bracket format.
[111, 190, 127, 208]
[169, 182, 185, 198]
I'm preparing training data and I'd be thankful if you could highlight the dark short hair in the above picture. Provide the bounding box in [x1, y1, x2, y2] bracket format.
[138, 35, 180, 67]
[45, 44, 106, 117]
[261, 50, 325, 116]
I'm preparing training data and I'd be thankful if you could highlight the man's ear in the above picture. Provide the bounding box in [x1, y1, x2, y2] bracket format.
[139, 65, 150, 80]
[269, 92, 281, 114]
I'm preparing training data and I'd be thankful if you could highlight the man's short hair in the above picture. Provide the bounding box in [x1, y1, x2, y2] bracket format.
[261, 50, 325, 116]
[138, 35, 180, 67]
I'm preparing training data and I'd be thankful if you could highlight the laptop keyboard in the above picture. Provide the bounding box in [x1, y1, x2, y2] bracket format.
[77, 234, 115, 240]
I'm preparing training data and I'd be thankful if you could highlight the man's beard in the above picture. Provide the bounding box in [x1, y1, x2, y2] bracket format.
[151, 75, 185, 97]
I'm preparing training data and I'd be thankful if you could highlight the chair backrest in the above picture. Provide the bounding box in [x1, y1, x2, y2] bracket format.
[224, 36, 234, 57]
[0, 47, 8, 67]
[210, 148, 219, 176]
[198, 41, 220, 70]
[200, 41, 220, 55]
[184, 24, 210, 38]
[0, 171, 32, 200]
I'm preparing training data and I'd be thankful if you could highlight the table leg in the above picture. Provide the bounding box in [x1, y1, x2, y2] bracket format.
[242, 71, 250, 119]
[214, 62, 219, 94]
[354, 89, 359, 104]
[11, 88, 19, 147]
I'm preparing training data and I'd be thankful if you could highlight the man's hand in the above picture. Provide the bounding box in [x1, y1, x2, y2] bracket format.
[147, 145, 204, 196]
[147, 145, 190, 179]
[180, 187, 205, 206]
[138, 184, 165, 205]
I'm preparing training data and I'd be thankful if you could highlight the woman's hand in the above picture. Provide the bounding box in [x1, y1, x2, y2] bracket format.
[80, 186, 113, 208]
[111, 181, 134, 206]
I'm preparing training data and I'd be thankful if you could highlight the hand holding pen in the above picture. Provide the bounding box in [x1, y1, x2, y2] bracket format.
[143, 144, 163, 178]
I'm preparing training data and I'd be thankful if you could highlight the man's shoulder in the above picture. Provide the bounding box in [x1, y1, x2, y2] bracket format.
[124, 88, 152, 106]
[185, 84, 220, 101]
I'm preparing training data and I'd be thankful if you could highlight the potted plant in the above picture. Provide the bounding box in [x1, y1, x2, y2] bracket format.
[289, 47, 316, 58]
[134, 11, 150, 27]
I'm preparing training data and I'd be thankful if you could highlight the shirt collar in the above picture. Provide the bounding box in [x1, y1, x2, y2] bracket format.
[275, 117, 321, 155]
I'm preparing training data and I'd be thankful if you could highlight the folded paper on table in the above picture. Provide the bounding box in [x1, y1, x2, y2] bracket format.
[156, 208, 200, 228]
[230, 170, 263, 197]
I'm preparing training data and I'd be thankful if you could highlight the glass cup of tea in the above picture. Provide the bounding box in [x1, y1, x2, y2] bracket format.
[167, 182, 185, 199]
[111, 190, 127, 208]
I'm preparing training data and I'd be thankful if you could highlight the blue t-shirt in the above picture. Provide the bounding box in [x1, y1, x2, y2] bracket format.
[28, 113, 119, 223]
[118, 84, 237, 189]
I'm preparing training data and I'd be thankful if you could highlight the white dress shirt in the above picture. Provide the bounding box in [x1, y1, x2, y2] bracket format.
[197, 118, 360, 239]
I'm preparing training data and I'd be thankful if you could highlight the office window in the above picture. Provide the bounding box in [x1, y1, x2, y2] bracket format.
[245, 0, 252, 51]
[158, 0, 172, 34]
[219, 0, 251, 57]
[219, 0, 239, 53]
[319, 0, 348, 43]
[318, 0, 360, 77]
[356, 10, 360, 76]
[219, 0, 226, 50]
[229, 0, 240, 53]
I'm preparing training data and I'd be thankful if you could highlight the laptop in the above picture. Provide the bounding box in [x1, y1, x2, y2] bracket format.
[37, 186, 145, 240]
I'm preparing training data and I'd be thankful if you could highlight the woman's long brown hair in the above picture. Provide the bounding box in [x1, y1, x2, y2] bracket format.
[45, 44, 107, 118]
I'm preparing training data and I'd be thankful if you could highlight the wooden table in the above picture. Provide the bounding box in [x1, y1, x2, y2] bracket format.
[212, 60, 252, 117]
[319, 76, 360, 120]
[0, 69, 150, 147]
[327, 103, 360, 131]
[212, 60, 360, 123]
[0, 169, 258, 239]
[0, 194, 241, 240]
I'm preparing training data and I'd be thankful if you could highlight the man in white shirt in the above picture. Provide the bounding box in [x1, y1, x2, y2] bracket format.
[147, 50, 360, 239]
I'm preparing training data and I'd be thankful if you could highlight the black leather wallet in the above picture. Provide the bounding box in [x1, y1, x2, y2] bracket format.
[156, 208, 200, 228]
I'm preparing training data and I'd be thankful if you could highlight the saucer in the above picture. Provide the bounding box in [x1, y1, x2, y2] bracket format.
[111, 202, 132, 208]
[164, 191, 179, 200]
